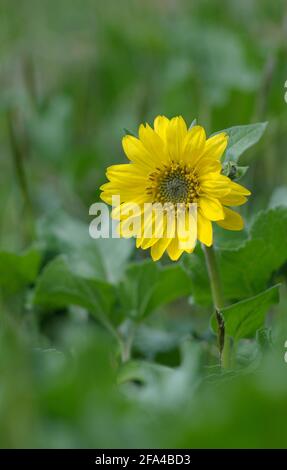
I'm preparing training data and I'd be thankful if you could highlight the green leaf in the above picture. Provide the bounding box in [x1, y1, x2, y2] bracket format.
[184, 207, 287, 306]
[37, 211, 133, 283]
[0, 247, 42, 297]
[118, 359, 172, 385]
[269, 186, 287, 209]
[146, 263, 192, 314]
[33, 256, 116, 324]
[213, 224, 248, 249]
[222, 122, 268, 162]
[118, 260, 191, 319]
[117, 341, 200, 406]
[211, 285, 280, 341]
[219, 207, 287, 300]
[181, 245, 211, 306]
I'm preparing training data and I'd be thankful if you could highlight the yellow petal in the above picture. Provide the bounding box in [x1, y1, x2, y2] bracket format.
[229, 181, 251, 196]
[136, 208, 154, 248]
[151, 236, 172, 261]
[216, 207, 244, 230]
[166, 116, 188, 161]
[106, 163, 147, 182]
[122, 135, 155, 171]
[201, 132, 228, 160]
[152, 208, 166, 240]
[167, 236, 184, 261]
[111, 198, 145, 220]
[141, 229, 160, 249]
[182, 125, 206, 164]
[155, 214, 179, 261]
[103, 175, 148, 192]
[200, 175, 231, 198]
[118, 214, 142, 238]
[195, 158, 222, 175]
[199, 172, 230, 183]
[153, 115, 170, 141]
[197, 211, 213, 246]
[176, 211, 197, 251]
[199, 197, 224, 221]
[100, 192, 113, 204]
[100, 183, 146, 202]
[139, 123, 167, 166]
[219, 194, 247, 206]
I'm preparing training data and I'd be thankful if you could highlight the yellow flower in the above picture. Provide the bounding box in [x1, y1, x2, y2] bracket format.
[100, 116, 250, 261]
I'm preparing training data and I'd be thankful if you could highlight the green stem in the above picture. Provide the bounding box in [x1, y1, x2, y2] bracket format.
[120, 320, 137, 363]
[203, 244, 228, 367]
[203, 244, 224, 310]
[95, 311, 136, 363]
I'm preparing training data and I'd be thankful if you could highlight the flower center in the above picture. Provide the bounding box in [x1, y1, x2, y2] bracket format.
[147, 162, 199, 205]
[159, 173, 189, 203]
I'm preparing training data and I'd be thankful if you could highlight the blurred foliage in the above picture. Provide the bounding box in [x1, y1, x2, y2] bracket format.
[0, 0, 287, 449]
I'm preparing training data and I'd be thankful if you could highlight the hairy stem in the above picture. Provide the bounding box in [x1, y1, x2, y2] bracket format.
[203, 244, 227, 367]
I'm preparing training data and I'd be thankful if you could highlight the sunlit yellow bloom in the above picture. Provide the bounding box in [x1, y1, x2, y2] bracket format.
[100, 116, 250, 261]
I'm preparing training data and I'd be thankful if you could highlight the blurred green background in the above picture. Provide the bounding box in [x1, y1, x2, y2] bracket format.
[0, 0, 287, 449]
